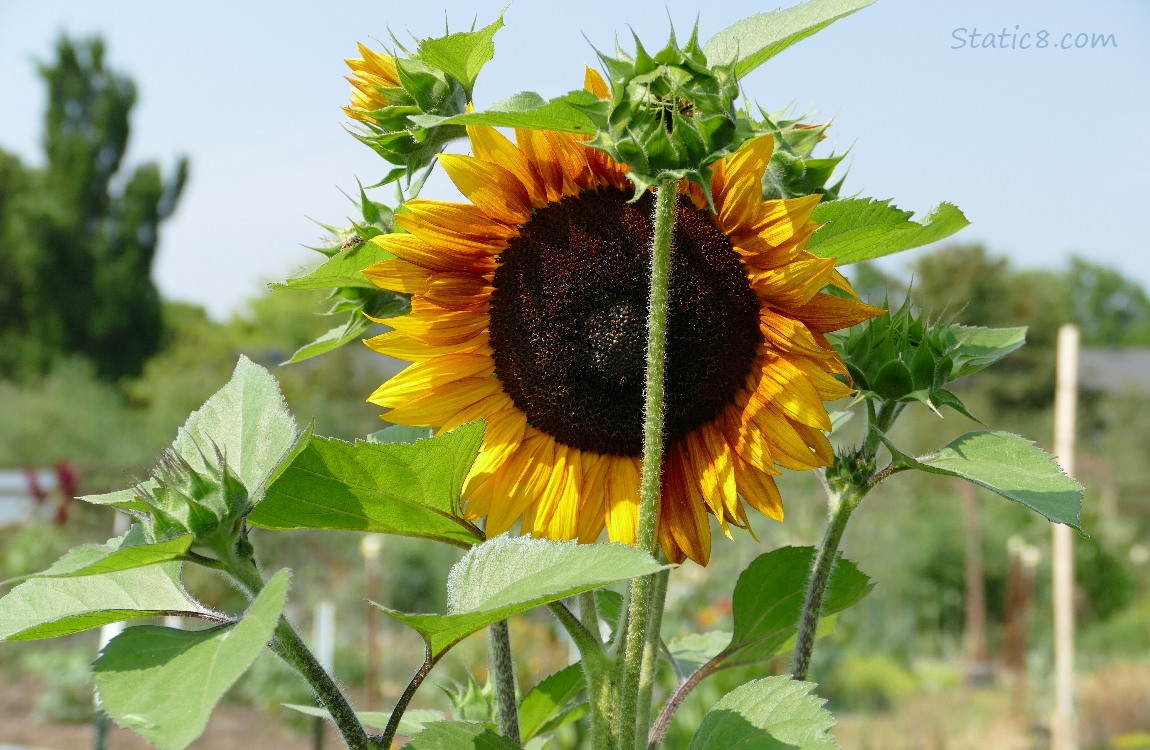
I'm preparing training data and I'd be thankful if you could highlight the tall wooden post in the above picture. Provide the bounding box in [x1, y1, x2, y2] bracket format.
[1052, 324, 1079, 750]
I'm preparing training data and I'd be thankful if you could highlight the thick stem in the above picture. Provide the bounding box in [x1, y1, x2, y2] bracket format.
[790, 487, 864, 681]
[635, 564, 670, 745]
[227, 556, 371, 750]
[618, 179, 678, 750]
[489, 620, 521, 744]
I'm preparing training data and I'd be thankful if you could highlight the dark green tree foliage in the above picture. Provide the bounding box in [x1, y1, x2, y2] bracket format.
[0, 36, 187, 380]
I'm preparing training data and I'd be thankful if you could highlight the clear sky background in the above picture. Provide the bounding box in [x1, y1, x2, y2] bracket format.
[1, 0, 1147, 319]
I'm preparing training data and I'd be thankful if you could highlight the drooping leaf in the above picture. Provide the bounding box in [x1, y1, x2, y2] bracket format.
[377, 536, 668, 659]
[406, 721, 521, 750]
[519, 663, 586, 741]
[703, 0, 875, 78]
[722, 546, 871, 669]
[0, 558, 206, 641]
[418, 14, 505, 99]
[409, 89, 605, 134]
[92, 570, 289, 750]
[688, 676, 838, 750]
[285, 319, 373, 364]
[948, 326, 1028, 380]
[247, 423, 485, 546]
[31, 529, 193, 579]
[806, 198, 970, 264]
[274, 241, 394, 291]
[878, 430, 1084, 531]
[282, 703, 445, 736]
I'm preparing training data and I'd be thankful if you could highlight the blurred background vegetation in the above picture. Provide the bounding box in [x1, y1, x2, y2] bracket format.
[2, 35, 1149, 750]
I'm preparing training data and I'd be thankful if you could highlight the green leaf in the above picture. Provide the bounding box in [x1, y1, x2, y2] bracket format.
[688, 676, 838, 750]
[282, 704, 444, 737]
[407, 721, 521, 750]
[806, 198, 970, 264]
[593, 588, 624, 644]
[519, 663, 585, 741]
[409, 89, 604, 134]
[248, 423, 485, 546]
[368, 424, 436, 444]
[669, 631, 731, 678]
[722, 546, 871, 669]
[418, 14, 505, 100]
[275, 240, 393, 291]
[703, 0, 875, 78]
[92, 569, 289, 750]
[948, 325, 1028, 380]
[32, 530, 193, 579]
[82, 357, 304, 511]
[377, 536, 669, 660]
[878, 430, 1084, 531]
[285, 319, 374, 364]
[0, 559, 206, 641]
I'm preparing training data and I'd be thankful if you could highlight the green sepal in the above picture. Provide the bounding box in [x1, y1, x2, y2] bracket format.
[417, 13, 505, 101]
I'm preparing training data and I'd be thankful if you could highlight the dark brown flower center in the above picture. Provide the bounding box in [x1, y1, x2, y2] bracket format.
[489, 188, 762, 456]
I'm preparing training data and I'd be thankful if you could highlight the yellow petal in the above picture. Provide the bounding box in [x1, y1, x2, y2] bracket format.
[604, 455, 640, 546]
[369, 353, 494, 405]
[439, 153, 533, 223]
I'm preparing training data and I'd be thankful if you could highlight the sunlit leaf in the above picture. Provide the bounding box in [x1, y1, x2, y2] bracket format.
[248, 423, 486, 546]
[410, 89, 605, 134]
[283, 703, 445, 737]
[519, 662, 585, 741]
[807, 198, 969, 264]
[31, 529, 193, 579]
[418, 14, 505, 99]
[688, 676, 838, 750]
[274, 242, 394, 291]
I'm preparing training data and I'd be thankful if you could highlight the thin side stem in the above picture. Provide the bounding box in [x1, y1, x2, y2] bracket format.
[635, 565, 670, 746]
[379, 651, 435, 750]
[647, 651, 726, 749]
[489, 620, 521, 744]
[790, 487, 864, 681]
[550, 601, 614, 749]
[618, 178, 678, 750]
[226, 555, 371, 750]
[578, 591, 603, 646]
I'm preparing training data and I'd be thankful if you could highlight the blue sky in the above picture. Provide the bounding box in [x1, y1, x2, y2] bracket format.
[1, 0, 1147, 319]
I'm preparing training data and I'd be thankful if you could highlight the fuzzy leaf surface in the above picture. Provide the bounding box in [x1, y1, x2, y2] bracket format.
[0, 557, 205, 641]
[91, 570, 288, 750]
[283, 704, 444, 736]
[418, 15, 505, 99]
[274, 242, 393, 291]
[704, 0, 874, 77]
[248, 423, 485, 546]
[688, 676, 838, 750]
[30, 529, 193, 579]
[377, 536, 668, 659]
[406, 721, 521, 750]
[806, 198, 969, 264]
[879, 430, 1084, 531]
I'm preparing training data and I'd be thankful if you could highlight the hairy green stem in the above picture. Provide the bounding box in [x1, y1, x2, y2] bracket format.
[578, 591, 603, 646]
[647, 650, 726, 749]
[550, 601, 614, 749]
[379, 651, 435, 750]
[489, 620, 521, 744]
[226, 553, 371, 750]
[618, 178, 678, 750]
[790, 485, 864, 681]
[635, 564, 670, 746]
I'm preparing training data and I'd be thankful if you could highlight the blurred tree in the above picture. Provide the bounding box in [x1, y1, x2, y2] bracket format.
[0, 36, 187, 380]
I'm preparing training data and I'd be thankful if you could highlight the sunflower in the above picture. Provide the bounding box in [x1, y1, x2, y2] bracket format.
[364, 71, 881, 565]
[343, 43, 400, 122]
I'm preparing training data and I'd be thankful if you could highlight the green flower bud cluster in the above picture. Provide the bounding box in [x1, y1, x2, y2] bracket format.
[132, 444, 252, 557]
[836, 299, 980, 419]
[588, 29, 755, 199]
[759, 115, 846, 201]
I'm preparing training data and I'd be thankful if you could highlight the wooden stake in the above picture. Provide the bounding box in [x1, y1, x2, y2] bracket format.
[1052, 324, 1079, 750]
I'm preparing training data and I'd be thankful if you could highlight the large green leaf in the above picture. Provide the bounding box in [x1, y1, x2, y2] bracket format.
[377, 536, 668, 659]
[703, 0, 875, 78]
[406, 721, 521, 750]
[248, 423, 485, 546]
[0, 557, 206, 641]
[722, 546, 871, 669]
[879, 430, 1084, 531]
[518, 662, 586, 741]
[274, 241, 393, 291]
[418, 14, 505, 99]
[92, 569, 289, 750]
[806, 198, 969, 264]
[948, 326, 1028, 380]
[283, 704, 444, 737]
[409, 89, 605, 135]
[688, 676, 838, 750]
[82, 357, 305, 510]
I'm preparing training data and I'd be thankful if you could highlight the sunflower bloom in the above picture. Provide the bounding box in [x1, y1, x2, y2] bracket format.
[365, 74, 881, 565]
[343, 43, 400, 122]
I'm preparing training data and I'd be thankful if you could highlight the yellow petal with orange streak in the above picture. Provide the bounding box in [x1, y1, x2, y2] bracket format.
[733, 452, 785, 522]
[400, 199, 517, 242]
[750, 256, 838, 308]
[604, 455, 641, 546]
[661, 446, 711, 566]
[739, 401, 826, 471]
[787, 353, 855, 402]
[485, 431, 554, 536]
[792, 292, 885, 333]
[374, 377, 502, 424]
[715, 136, 774, 227]
[363, 258, 432, 295]
[424, 273, 493, 310]
[576, 452, 610, 543]
[750, 355, 832, 431]
[463, 407, 529, 497]
[369, 354, 493, 406]
[438, 153, 533, 223]
[514, 128, 570, 203]
[520, 442, 572, 538]
[437, 392, 514, 434]
[363, 329, 490, 362]
[758, 311, 831, 359]
[465, 475, 495, 521]
[385, 309, 489, 346]
[467, 126, 548, 208]
[584, 67, 609, 98]
[683, 429, 734, 536]
[374, 233, 494, 275]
